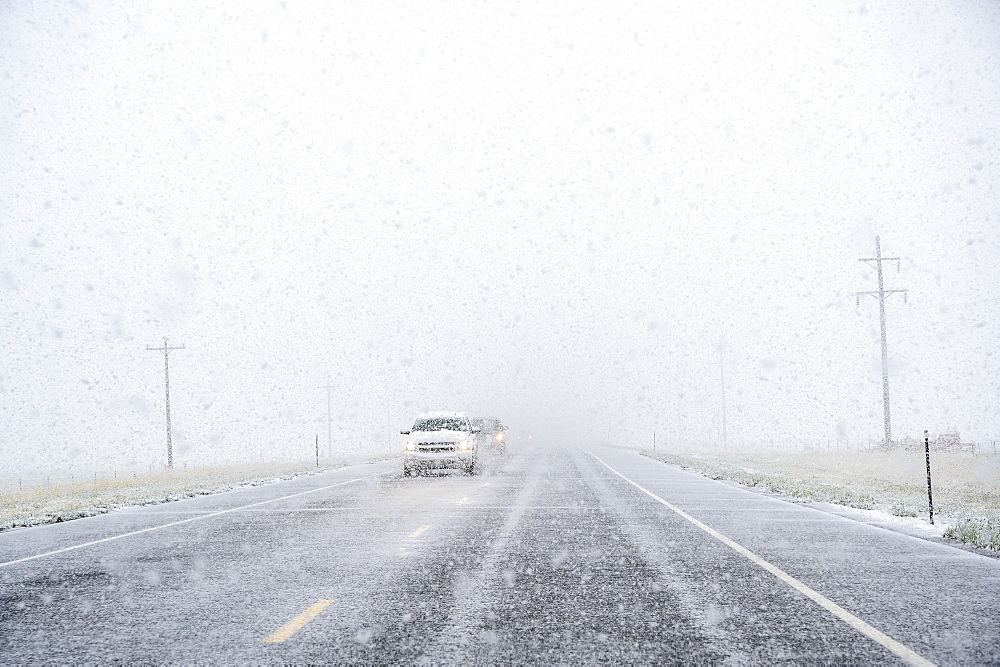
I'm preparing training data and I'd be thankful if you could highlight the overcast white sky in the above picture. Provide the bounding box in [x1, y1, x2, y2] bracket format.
[2, 1, 998, 475]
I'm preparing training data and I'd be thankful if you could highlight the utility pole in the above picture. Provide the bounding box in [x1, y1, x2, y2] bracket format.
[857, 236, 907, 446]
[147, 337, 185, 468]
[318, 376, 332, 458]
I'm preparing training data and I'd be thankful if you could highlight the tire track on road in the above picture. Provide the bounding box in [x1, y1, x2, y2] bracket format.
[417, 448, 545, 663]
[589, 450, 934, 666]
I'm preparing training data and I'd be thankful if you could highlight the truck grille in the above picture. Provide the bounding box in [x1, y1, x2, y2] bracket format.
[417, 443, 456, 453]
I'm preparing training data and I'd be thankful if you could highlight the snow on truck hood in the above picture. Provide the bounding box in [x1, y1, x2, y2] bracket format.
[416, 411, 466, 419]
[408, 429, 472, 442]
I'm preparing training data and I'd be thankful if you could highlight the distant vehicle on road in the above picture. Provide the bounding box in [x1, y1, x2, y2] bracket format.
[401, 411, 481, 476]
[477, 417, 507, 454]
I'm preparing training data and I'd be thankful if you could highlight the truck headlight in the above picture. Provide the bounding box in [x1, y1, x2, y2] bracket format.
[457, 440, 471, 451]
[404, 441, 416, 451]
[495, 433, 505, 442]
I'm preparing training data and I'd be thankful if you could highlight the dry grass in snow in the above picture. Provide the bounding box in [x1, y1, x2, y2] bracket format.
[641, 448, 1000, 551]
[0, 460, 349, 532]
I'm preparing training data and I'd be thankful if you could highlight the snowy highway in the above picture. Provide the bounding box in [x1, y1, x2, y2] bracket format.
[1, 446, 997, 663]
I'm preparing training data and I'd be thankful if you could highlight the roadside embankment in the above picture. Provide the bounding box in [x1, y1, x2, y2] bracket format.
[640, 448, 999, 551]
[0, 459, 358, 532]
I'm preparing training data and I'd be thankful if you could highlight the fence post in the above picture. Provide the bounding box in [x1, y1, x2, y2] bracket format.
[924, 430, 935, 525]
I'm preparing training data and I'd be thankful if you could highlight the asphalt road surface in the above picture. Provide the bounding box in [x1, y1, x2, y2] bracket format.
[2, 445, 998, 663]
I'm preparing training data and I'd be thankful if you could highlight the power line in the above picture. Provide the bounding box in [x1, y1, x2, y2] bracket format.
[147, 338, 185, 468]
[897, 296, 1000, 313]
[864, 220, 999, 246]
[0, 313, 128, 343]
[857, 236, 908, 446]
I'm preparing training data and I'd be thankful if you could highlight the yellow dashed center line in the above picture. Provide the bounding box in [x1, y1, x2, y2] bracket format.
[409, 524, 432, 538]
[263, 599, 335, 643]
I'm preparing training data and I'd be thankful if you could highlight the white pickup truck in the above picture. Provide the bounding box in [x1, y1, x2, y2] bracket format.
[401, 411, 481, 476]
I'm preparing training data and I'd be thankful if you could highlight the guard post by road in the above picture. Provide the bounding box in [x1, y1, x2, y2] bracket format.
[924, 430, 935, 525]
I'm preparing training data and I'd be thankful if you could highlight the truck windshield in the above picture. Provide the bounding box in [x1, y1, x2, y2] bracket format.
[413, 418, 466, 432]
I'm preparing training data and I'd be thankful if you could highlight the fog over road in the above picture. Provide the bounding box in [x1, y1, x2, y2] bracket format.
[1, 446, 997, 663]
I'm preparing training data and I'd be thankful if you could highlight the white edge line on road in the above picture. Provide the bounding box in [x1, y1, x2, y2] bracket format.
[589, 452, 934, 667]
[0, 471, 390, 569]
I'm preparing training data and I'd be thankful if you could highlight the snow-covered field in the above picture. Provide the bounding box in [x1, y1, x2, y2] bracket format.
[0, 459, 359, 532]
[641, 448, 1000, 551]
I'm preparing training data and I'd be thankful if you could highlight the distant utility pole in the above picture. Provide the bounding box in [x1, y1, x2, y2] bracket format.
[857, 236, 907, 446]
[318, 376, 332, 458]
[147, 337, 185, 468]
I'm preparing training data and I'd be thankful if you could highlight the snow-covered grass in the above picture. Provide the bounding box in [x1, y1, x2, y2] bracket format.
[640, 448, 1000, 551]
[0, 459, 355, 532]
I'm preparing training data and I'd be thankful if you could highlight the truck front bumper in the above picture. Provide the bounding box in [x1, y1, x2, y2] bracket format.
[404, 450, 476, 469]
